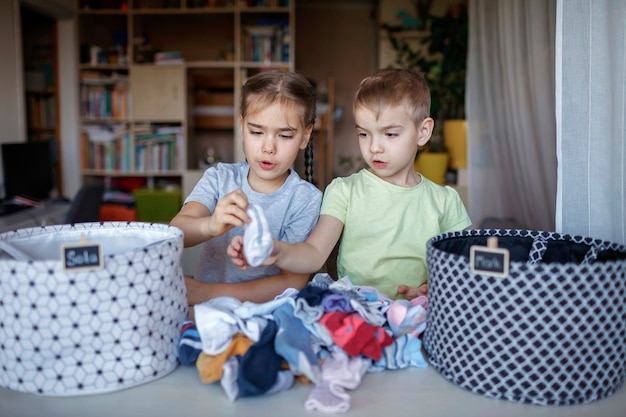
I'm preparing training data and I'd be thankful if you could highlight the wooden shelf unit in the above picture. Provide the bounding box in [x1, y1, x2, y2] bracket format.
[75, 0, 296, 196]
[21, 5, 63, 196]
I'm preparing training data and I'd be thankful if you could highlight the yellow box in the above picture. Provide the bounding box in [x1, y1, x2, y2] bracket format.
[132, 187, 182, 223]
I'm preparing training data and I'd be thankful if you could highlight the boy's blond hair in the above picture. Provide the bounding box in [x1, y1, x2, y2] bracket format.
[353, 68, 431, 124]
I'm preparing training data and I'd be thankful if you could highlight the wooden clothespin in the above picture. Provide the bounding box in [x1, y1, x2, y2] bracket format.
[470, 235, 510, 278]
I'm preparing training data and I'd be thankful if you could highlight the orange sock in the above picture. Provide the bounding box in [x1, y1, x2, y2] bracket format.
[196, 333, 254, 383]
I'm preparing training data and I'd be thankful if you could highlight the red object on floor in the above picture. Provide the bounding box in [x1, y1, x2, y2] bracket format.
[99, 203, 137, 221]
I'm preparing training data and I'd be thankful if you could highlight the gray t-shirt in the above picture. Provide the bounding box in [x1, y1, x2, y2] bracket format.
[185, 162, 322, 283]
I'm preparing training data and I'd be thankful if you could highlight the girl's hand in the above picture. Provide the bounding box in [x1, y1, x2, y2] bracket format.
[206, 189, 249, 238]
[397, 283, 428, 300]
[227, 235, 249, 270]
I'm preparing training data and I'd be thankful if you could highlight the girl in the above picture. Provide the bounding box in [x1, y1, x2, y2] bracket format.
[171, 71, 322, 305]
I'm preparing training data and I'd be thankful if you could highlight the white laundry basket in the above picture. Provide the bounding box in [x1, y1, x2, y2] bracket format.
[0, 222, 188, 396]
[424, 229, 626, 406]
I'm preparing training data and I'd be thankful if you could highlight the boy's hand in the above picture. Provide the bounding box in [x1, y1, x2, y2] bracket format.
[206, 189, 249, 238]
[227, 235, 249, 271]
[397, 283, 428, 300]
[227, 236, 280, 270]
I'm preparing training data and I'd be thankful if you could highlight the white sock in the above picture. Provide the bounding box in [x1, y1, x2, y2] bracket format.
[243, 204, 273, 267]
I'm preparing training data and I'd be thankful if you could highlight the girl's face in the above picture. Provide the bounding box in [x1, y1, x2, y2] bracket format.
[240, 100, 312, 193]
[355, 104, 433, 187]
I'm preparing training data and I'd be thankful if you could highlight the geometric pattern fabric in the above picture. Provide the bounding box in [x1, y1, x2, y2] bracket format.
[424, 228, 626, 406]
[0, 222, 188, 396]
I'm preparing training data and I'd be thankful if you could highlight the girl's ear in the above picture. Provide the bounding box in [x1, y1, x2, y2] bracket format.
[239, 115, 245, 141]
[299, 124, 314, 150]
[417, 117, 435, 147]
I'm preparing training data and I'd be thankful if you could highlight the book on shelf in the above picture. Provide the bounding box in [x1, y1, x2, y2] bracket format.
[135, 132, 179, 173]
[80, 71, 129, 119]
[81, 123, 127, 142]
[26, 94, 56, 130]
[81, 124, 131, 171]
[133, 123, 183, 173]
[154, 51, 185, 65]
[243, 24, 290, 63]
[154, 125, 184, 172]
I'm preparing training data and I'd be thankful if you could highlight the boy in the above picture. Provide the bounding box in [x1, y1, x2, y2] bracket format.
[229, 68, 471, 300]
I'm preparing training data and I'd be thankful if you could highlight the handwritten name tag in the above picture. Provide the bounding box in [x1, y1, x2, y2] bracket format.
[61, 234, 103, 271]
[470, 236, 510, 278]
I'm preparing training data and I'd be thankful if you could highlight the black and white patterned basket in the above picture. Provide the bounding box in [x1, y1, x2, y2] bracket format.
[424, 229, 626, 406]
[0, 222, 188, 396]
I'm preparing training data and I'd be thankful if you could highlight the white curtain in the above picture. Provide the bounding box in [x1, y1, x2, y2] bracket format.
[467, 0, 557, 231]
[555, 0, 626, 244]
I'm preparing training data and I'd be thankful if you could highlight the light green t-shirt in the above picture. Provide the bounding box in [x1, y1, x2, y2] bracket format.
[321, 169, 472, 299]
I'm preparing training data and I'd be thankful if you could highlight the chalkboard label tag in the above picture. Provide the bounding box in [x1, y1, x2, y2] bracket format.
[470, 236, 510, 278]
[61, 234, 103, 271]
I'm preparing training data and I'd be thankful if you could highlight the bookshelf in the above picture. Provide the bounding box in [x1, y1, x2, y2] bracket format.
[20, 6, 63, 196]
[75, 0, 296, 202]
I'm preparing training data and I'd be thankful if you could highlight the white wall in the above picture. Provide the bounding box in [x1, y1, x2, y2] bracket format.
[296, 1, 378, 177]
[0, 0, 79, 199]
[0, 0, 74, 147]
[0, 0, 25, 147]
[57, 18, 81, 200]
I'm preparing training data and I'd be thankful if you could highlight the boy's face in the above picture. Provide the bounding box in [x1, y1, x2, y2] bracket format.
[240, 100, 312, 193]
[354, 104, 433, 187]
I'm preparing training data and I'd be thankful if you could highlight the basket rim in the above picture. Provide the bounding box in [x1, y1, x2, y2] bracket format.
[0, 221, 184, 264]
[428, 228, 626, 251]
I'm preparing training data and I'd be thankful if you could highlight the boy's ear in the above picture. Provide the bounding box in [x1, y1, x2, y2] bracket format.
[417, 117, 435, 147]
[239, 115, 244, 140]
[299, 124, 314, 150]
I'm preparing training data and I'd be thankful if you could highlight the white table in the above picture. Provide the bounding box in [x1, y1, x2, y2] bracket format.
[0, 200, 70, 233]
[1, 361, 625, 417]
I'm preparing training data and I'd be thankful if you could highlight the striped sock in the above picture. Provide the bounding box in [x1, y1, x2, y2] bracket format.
[178, 320, 202, 365]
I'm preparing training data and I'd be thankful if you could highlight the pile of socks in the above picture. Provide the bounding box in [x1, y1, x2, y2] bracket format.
[177, 273, 429, 413]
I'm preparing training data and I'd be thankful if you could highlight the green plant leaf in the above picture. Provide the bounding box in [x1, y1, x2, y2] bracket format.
[384, 3, 468, 123]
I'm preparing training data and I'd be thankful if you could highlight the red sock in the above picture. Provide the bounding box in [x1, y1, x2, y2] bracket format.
[320, 312, 392, 360]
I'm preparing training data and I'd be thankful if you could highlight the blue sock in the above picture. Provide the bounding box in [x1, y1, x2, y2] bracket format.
[273, 303, 321, 384]
[178, 321, 202, 365]
[237, 320, 283, 397]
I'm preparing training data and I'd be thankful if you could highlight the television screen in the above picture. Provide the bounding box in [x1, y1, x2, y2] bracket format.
[1, 141, 55, 201]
